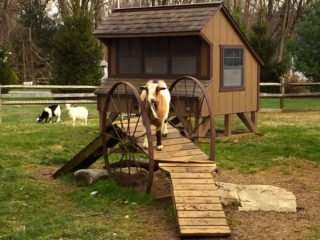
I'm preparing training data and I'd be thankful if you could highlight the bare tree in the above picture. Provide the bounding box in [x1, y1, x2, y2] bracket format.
[0, 0, 19, 44]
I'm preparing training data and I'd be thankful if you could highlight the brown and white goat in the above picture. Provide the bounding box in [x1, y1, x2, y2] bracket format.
[140, 79, 171, 151]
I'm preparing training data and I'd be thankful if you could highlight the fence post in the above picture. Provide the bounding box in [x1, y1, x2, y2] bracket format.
[0, 85, 2, 124]
[280, 78, 285, 110]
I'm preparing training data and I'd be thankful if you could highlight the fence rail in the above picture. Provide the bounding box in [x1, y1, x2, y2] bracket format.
[260, 82, 320, 111]
[0, 85, 98, 123]
[0, 82, 319, 123]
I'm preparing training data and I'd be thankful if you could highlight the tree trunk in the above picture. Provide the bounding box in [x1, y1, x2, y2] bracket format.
[277, 0, 290, 63]
[28, 27, 34, 83]
[234, 0, 239, 11]
[266, 0, 273, 23]
[243, 0, 250, 26]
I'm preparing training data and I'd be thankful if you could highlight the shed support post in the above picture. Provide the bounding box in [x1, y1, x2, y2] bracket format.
[224, 114, 232, 136]
[251, 111, 257, 129]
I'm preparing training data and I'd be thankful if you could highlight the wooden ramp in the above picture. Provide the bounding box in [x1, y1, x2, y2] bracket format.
[136, 124, 231, 237]
[53, 135, 103, 178]
[53, 120, 231, 237]
[160, 163, 230, 237]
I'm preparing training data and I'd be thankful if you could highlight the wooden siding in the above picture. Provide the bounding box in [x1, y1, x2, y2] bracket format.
[200, 40, 210, 78]
[110, 39, 117, 76]
[201, 10, 258, 115]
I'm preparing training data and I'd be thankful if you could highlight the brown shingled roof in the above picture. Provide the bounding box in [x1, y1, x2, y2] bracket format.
[93, 2, 222, 37]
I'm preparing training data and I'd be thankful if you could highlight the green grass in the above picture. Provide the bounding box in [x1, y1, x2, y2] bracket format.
[260, 98, 320, 110]
[0, 105, 156, 239]
[200, 112, 320, 173]
[0, 105, 320, 238]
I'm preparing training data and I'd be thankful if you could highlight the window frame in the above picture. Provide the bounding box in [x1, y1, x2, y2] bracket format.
[115, 37, 205, 79]
[220, 45, 245, 92]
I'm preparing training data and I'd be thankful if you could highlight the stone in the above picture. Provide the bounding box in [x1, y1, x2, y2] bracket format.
[215, 182, 297, 212]
[74, 169, 109, 185]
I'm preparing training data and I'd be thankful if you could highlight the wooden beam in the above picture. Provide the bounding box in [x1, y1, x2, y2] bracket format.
[251, 111, 257, 129]
[1, 85, 97, 89]
[237, 112, 257, 133]
[197, 116, 210, 138]
[224, 114, 232, 136]
[2, 100, 96, 105]
[1, 93, 96, 99]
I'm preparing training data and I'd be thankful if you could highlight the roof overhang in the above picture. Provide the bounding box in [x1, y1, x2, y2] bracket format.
[94, 31, 201, 39]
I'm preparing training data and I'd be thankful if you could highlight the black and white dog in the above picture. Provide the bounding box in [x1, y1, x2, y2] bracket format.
[37, 104, 62, 123]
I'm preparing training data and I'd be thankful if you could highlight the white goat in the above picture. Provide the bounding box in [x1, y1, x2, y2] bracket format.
[65, 104, 88, 126]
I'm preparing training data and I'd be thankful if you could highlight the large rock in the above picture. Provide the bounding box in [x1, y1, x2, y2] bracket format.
[74, 169, 109, 185]
[215, 182, 297, 212]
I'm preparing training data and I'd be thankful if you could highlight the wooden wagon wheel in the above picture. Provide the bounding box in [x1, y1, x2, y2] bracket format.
[169, 76, 216, 160]
[100, 81, 154, 193]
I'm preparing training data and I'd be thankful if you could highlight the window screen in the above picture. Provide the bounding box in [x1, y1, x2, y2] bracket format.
[171, 37, 197, 75]
[118, 39, 141, 74]
[144, 38, 168, 74]
[116, 37, 201, 77]
[222, 47, 244, 89]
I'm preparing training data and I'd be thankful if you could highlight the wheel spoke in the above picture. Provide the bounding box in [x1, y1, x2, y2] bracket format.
[132, 114, 142, 137]
[116, 87, 125, 132]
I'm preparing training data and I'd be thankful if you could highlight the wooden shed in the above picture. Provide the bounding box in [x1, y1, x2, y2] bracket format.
[93, 1, 263, 136]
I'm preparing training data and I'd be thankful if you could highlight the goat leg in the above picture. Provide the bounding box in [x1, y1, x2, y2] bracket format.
[156, 130, 163, 151]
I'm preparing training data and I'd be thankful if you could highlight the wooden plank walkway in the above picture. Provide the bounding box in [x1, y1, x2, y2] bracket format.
[55, 117, 231, 237]
[127, 121, 231, 237]
[160, 163, 230, 237]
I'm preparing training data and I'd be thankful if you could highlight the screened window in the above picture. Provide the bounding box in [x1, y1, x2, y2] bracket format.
[171, 37, 197, 75]
[221, 47, 244, 90]
[144, 38, 168, 74]
[116, 37, 201, 77]
[118, 39, 141, 74]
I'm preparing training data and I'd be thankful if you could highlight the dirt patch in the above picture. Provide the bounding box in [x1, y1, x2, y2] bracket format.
[24, 165, 75, 192]
[24, 161, 320, 240]
[49, 145, 64, 151]
[211, 159, 320, 240]
[136, 159, 320, 240]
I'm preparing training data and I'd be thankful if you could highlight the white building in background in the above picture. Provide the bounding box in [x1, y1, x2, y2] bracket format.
[100, 60, 108, 81]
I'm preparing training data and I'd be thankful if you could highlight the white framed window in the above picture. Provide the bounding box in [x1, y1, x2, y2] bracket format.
[220, 46, 244, 91]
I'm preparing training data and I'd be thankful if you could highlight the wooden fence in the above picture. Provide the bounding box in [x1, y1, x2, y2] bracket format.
[0, 85, 98, 123]
[260, 82, 320, 111]
[1, 82, 319, 123]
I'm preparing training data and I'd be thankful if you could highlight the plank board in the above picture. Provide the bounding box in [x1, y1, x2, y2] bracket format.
[159, 163, 230, 237]
[179, 226, 231, 236]
[178, 217, 227, 225]
[156, 155, 211, 163]
[159, 163, 216, 167]
[173, 184, 216, 190]
[176, 203, 223, 211]
[174, 196, 221, 204]
[160, 167, 215, 173]
[172, 178, 214, 184]
[177, 211, 226, 218]
[174, 190, 218, 197]
[170, 173, 213, 179]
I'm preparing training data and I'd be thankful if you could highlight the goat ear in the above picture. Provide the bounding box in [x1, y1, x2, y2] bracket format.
[140, 86, 147, 91]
